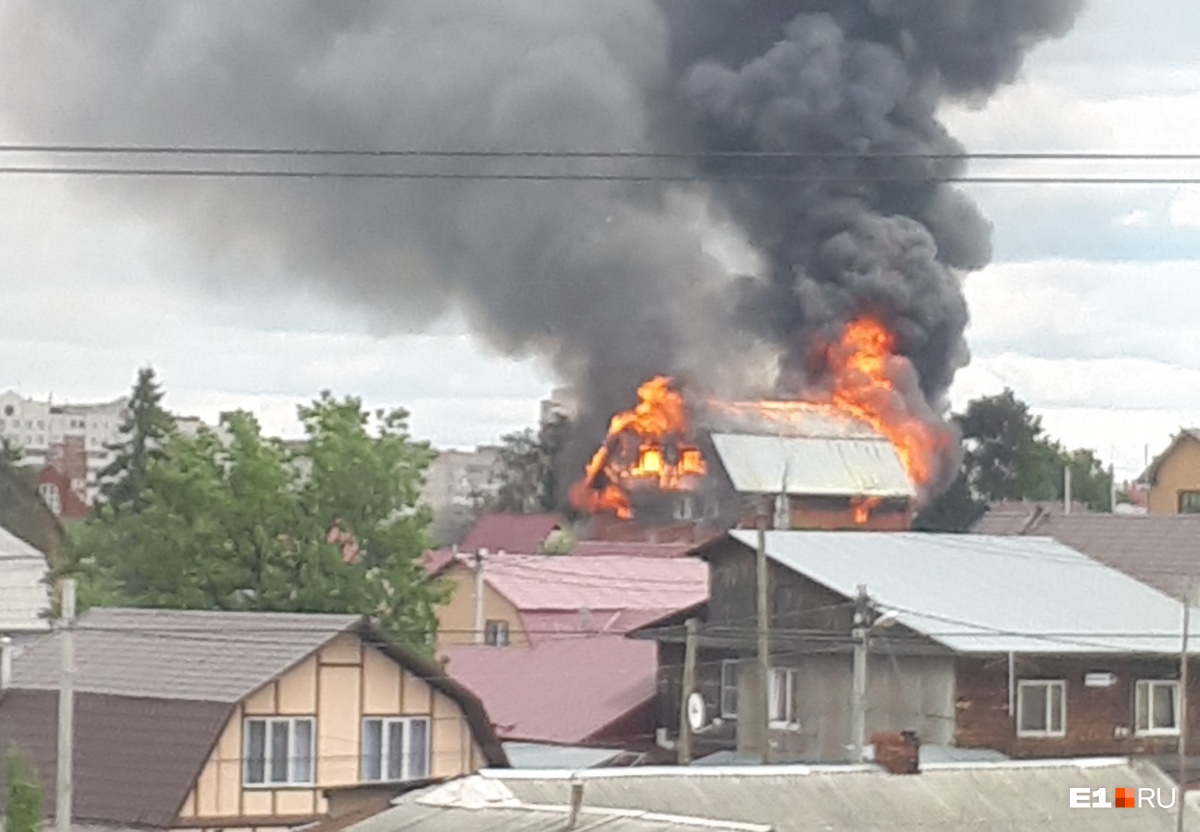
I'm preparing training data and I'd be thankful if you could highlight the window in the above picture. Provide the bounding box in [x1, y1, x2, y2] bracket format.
[38, 483, 62, 517]
[1136, 680, 1180, 736]
[768, 668, 799, 729]
[484, 620, 510, 647]
[1017, 680, 1066, 737]
[674, 496, 695, 521]
[244, 717, 314, 786]
[1180, 492, 1200, 514]
[720, 660, 739, 719]
[361, 717, 430, 782]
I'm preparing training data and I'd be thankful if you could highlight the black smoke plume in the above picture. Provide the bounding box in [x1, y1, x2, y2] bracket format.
[0, 0, 1083, 498]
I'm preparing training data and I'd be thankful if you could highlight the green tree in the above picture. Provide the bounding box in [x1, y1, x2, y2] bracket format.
[917, 389, 1113, 531]
[69, 393, 444, 649]
[97, 367, 177, 513]
[5, 745, 43, 832]
[487, 413, 570, 513]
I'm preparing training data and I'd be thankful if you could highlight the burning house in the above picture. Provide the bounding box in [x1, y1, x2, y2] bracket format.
[570, 319, 944, 540]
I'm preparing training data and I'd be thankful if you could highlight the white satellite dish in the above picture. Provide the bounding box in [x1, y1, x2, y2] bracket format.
[686, 692, 707, 732]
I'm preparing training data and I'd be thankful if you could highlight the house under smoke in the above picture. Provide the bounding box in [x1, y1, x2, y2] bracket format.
[583, 405, 917, 543]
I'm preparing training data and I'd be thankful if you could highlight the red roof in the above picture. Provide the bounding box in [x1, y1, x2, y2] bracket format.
[442, 636, 657, 745]
[479, 554, 709, 612]
[460, 513, 563, 554]
[570, 541, 697, 558]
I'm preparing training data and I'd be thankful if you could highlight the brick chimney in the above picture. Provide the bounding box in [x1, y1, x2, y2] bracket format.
[871, 731, 920, 775]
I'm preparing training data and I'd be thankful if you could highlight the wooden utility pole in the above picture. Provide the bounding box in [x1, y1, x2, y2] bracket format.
[755, 500, 770, 764]
[56, 579, 77, 832]
[677, 618, 699, 765]
[1179, 581, 1195, 832]
[850, 584, 870, 763]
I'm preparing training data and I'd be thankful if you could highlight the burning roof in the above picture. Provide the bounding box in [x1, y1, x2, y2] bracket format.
[569, 317, 952, 519]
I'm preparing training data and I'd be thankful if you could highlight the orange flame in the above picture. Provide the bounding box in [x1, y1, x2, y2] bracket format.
[826, 318, 944, 490]
[569, 376, 707, 519]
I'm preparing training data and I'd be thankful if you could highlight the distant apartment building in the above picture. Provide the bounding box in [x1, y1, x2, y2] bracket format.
[540, 387, 578, 428]
[0, 390, 129, 509]
[421, 446, 503, 546]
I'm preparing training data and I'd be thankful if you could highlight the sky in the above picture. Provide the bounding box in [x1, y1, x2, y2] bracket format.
[0, 0, 1198, 482]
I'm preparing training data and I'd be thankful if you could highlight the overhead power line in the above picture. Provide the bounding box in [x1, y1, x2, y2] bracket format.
[0, 144, 1198, 161]
[0, 166, 1197, 185]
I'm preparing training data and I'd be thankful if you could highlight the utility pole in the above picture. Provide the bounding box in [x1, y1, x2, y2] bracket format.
[677, 618, 699, 765]
[473, 548, 487, 644]
[755, 499, 771, 764]
[850, 584, 870, 763]
[1179, 580, 1195, 832]
[56, 579, 77, 832]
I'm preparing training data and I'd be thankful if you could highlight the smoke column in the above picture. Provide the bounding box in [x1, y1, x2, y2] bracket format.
[0, 0, 1083, 496]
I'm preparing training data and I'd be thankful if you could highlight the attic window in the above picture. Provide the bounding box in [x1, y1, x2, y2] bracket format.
[244, 717, 314, 786]
[362, 717, 430, 782]
[485, 620, 510, 647]
[1179, 492, 1200, 514]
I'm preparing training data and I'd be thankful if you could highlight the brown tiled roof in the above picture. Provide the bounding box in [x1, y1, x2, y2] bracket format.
[0, 689, 231, 828]
[973, 511, 1200, 599]
[0, 609, 507, 830]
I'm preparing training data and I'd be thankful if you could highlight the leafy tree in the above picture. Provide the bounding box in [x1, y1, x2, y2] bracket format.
[5, 745, 43, 832]
[97, 367, 177, 513]
[487, 413, 570, 513]
[69, 393, 444, 649]
[0, 441, 65, 571]
[917, 389, 1113, 531]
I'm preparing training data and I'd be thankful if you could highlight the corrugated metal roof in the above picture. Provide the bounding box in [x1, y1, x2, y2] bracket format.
[442, 636, 657, 745]
[477, 554, 709, 614]
[484, 759, 1195, 831]
[727, 530, 1200, 654]
[12, 608, 361, 701]
[711, 434, 915, 499]
[972, 512, 1200, 601]
[703, 402, 881, 440]
[0, 523, 51, 633]
[345, 777, 771, 832]
[461, 514, 563, 554]
[502, 743, 626, 770]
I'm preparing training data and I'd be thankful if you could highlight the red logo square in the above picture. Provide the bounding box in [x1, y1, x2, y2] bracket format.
[1114, 788, 1136, 809]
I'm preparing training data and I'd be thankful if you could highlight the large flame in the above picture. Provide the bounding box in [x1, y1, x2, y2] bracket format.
[571, 317, 945, 520]
[824, 317, 944, 490]
[568, 376, 707, 519]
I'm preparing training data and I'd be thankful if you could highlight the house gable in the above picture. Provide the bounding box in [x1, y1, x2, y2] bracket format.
[176, 631, 494, 828]
[434, 563, 530, 650]
[1146, 432, 1200, 514]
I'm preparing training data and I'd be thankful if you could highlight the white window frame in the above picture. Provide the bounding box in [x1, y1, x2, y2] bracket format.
[720, 660, 739, 719]
[1135, 679, 1181, 737]
[243, 717, 315, 787]
[361, 716, 431, 783]
[768, 667, 799, 730]
[484, 620, 510, 647]
[1016, 680, 1066, 738]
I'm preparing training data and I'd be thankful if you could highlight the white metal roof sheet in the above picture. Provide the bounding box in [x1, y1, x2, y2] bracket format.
[711, 434, 915, 499]
[727, 530, 1200, 654]
[0, 524, 50, 633]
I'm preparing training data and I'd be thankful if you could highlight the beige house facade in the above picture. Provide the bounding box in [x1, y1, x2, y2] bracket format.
[0, 609, 505, 832]
[1142, 429, 1200, 515]
[433, 561, 531, 650]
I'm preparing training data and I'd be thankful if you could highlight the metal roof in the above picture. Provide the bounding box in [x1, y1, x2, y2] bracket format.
[727, 530, 1200, 654]
[710, 434, 914, 499]
[347, 777, 771, 832]
[973, 511, 1200, 601]
[0, 523, 51, 633]
[481, 758, 1195, 831]
[502, 743, 627, 770]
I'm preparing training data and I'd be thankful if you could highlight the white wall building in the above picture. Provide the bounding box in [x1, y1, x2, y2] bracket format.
[0, 390, 130, 502]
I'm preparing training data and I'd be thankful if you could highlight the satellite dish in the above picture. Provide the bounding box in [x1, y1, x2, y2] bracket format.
[686, 692, 707, 732]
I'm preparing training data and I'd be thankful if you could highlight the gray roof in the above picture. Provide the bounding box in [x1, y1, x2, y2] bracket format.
[727, 530, 1200, 654]
[12, 607, 360, 701]
[972, 511, 1200, 600]
[0, 523, 51, 634]
[349, 777, 770, 832]
[480, 758, 1195, 832]
[502, 742, 628, 770]
[710, 434, 914, 499]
